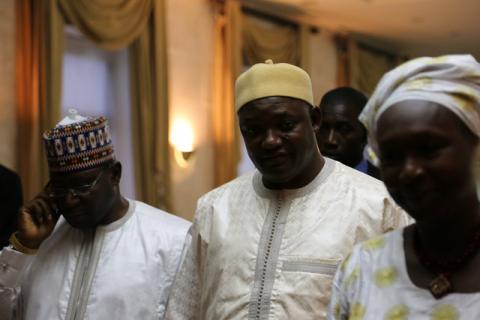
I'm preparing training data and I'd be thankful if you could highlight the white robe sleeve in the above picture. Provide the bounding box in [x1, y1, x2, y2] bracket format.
[164, 193, 214, 320]
[327, 249, 364, 320]
[326, 259, 350, 320]
[155, 220, 192, 319]
[163, 222, 206, 320]
[382, 197, 412, 232]
[0, 247, 34, 320]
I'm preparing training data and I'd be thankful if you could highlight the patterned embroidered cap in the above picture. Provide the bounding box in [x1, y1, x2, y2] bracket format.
[43, 110, 115, 173]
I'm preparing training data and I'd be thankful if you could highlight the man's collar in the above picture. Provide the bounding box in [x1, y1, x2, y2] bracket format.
[252, 158, 336, 199]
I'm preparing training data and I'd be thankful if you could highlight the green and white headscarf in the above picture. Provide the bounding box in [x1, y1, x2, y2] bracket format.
[359, 54, 480, 166]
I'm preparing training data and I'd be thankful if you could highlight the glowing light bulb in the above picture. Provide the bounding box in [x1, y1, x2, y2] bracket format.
[171, 119, 194, 152]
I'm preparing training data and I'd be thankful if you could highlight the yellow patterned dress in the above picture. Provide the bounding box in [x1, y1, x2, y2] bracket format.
[327, 229, 480, 320]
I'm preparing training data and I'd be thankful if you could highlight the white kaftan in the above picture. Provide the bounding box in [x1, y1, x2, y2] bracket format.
[0, 199, 190, 320]
[165, 158, 410, 319]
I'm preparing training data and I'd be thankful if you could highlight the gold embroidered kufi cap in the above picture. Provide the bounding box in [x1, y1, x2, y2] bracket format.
[235, 59, 315, 111]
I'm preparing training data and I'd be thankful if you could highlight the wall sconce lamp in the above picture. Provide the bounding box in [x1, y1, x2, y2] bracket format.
[171, 119, 195, 167]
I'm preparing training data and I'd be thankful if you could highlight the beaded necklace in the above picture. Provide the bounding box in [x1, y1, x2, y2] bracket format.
[413, 225, 480, 299]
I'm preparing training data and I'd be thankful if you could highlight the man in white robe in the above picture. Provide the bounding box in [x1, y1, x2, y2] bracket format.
[164, 60, 410, 319]
[0, 112, 190, 319]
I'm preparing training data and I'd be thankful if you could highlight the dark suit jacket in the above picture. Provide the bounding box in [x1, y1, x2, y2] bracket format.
[0, 165, 23, 248]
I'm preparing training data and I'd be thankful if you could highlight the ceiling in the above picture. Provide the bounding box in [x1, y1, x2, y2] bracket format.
[242, 0, 480, 58]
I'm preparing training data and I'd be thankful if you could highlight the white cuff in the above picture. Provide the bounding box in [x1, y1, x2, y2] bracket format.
[0, 246, 34, 287]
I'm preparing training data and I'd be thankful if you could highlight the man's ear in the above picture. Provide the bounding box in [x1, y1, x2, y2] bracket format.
[110, 161, 122, 186]
[310, 106, 322, 135]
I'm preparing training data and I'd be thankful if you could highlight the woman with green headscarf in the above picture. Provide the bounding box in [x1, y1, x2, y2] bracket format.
[327, 54, 480, 319]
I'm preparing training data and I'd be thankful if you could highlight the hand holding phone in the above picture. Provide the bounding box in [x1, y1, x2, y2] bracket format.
[16, 191, 60, 249]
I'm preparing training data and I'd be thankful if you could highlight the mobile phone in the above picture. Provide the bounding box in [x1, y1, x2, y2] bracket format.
[52, 207, 61, 220]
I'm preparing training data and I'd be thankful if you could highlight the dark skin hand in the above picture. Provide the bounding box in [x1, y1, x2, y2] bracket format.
[17, 192, 60, 249]
[377, 100, 480, 293]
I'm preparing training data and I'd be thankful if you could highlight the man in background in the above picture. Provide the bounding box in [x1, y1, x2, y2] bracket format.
[317, 87, 380, 178]
[0, 164, 23, 248]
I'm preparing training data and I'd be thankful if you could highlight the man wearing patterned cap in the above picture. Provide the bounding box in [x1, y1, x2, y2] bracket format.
[165, 60, 409, 319]
[0, 111, 190, 319]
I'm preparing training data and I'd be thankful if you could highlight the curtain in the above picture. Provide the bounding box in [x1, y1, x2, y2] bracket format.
[211, 0, 242, 187]
[298, 24, 311, 72]
[308, 29, 338, 104]
[16, 0, 64, 200]
[349, 42, 403, 95]
[59, 0, 169, 208]
[129, 0, 170, 209]
[57, 0, 152, 50]
[335, 35, 350, 87]
[60, 0, 169, 209]
[242, 11, 299, 65]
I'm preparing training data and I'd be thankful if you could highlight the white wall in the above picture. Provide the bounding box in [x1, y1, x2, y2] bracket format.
[167, 0, 215, 220]
[0, 0, 16, 170]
